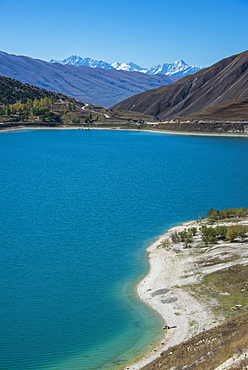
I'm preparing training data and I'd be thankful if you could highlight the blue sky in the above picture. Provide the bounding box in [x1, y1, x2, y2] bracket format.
[0, 0, 247, 68]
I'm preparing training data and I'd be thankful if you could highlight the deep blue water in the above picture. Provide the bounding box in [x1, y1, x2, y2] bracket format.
[0, 129, 247, 370]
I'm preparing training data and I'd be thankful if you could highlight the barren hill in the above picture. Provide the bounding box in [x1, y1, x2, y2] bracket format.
[112, 50, 248, 120]
[182, 97, 248, 121]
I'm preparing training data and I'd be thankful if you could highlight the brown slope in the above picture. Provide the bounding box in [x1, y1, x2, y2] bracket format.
[112, 50, 248, 119]
[181, 97, 248, 121]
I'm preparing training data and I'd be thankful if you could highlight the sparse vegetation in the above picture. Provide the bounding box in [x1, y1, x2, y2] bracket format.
[140, 209, 248, 370]
[167, 209, 248, 247]
[190, 264, 248, 323]
[170, 230, 179, 243]
[141, 313, 248, 370]
[178, 227, 197, 246]
[207, 207, 248, 221]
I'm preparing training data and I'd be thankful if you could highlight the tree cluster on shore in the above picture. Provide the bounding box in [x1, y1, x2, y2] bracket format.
[170, 207, 248, 246]
[200, 224, 248, 243]
[0, 97, 62, 122]
[207, 207, 248, 220]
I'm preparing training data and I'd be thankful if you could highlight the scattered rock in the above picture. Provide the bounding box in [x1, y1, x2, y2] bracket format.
[161, 297, 178, 304]
[151, 288, 170, 297]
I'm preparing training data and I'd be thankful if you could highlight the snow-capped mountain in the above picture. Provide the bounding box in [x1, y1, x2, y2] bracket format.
[145, 59, 203, 77]
[50, 55, 204, 77]
[111, 61, 144, 72]
[0, 50, 176, 108]
[50, 55, 114, 70]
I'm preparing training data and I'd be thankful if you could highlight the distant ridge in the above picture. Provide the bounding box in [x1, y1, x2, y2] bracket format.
[112, 50, 248, 120]
[50, 55, 114, 70]
[50, 55, 204, 77]
[0, 51, 177, 107]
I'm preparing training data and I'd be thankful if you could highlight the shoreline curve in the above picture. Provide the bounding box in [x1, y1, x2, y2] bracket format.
[0, 125, 248, 138]
[125, 221, 217, 370]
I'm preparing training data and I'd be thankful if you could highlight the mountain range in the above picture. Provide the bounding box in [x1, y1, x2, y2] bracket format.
[1, 49, 247, 124]
[50, 55, 204, 77]
[112, 50, 248, 121]
[0, 51, 177, 107]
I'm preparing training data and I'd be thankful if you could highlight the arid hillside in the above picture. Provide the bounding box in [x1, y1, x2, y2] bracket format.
[112, 50, 248, 121]
[180, 97, 248, 121]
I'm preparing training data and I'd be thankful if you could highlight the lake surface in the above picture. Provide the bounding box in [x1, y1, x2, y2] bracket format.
[0, 129, 247, 370]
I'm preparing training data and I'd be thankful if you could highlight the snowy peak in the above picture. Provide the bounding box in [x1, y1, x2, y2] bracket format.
[145, 59, 203, 76]
[50, 55, 84, 66]
[111, 61, 144, 72]
[174, 59, 187, 66]
[49, 56, 204, 77]
[50, 55, 113, 69]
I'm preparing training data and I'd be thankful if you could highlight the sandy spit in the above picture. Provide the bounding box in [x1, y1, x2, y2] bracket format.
[124, 217, 248, 370]
[123, 221, 215, 370]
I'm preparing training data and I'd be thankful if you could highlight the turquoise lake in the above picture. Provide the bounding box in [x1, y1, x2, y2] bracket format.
[0, 129, 247, 370]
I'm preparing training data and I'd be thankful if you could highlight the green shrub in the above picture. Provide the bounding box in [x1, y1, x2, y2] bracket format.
[179, 229, 193, 245]
[215, 225, 228, 238]
[201, 226, 217, 244]
[226, 225, 248, 242]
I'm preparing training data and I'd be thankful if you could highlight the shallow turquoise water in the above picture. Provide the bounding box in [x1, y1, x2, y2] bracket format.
[0, 129, 247, 370]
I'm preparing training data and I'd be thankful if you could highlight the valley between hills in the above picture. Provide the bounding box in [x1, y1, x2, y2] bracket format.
[0, 49, 248, 135]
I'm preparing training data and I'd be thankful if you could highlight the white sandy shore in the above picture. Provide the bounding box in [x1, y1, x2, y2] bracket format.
[125, 221, 215, 370]
[125, 219, 248, 370]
